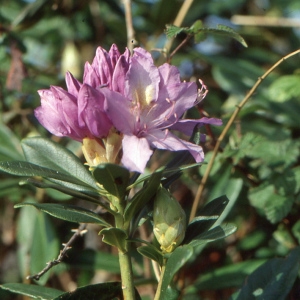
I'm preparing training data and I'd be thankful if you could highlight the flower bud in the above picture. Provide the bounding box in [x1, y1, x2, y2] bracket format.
[153, 187, 186, 253]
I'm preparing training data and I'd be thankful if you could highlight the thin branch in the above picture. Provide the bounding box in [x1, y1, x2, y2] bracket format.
[122, 0, 136, 52]
[167, 34, 192, 63]
[27, 223, 88, 281]
[189, 48, 300, 222]
[164, 0, 194, 55]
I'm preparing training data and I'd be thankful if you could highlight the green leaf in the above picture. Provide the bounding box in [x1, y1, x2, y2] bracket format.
[15, 203, 111, 227]
[137, 245, 163, 266]
[53, 282, 141, 300]
[165, 23, 247, 47]
[165, 24, 186, 38]
[269, 75, 300, 102]
[159, 245, 194, 300]
[21, 137, 98, 189]
[0, 123, 23, 161]
[124, 169, 163, 228]
[30, 212, 60, 285]
[92, 163, 130, 200]
[249, 183, 294, 224]
[23, 178, 101, 203]
[184, 195, 229, 244]
[0, 283, 63, 300]
[188, 259, 266, 292]
[188, 224, 237, 248]
[0, 161, 100, 196]
[100, 228, 128, 252]
[210, 24, 247, 47]
[190, 20, 205, 43]
[232, 247, 300, 300]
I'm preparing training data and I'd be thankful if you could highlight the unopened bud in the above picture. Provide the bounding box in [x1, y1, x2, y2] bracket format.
[82, 137, 107, 167]
[153, 187, 186, 253]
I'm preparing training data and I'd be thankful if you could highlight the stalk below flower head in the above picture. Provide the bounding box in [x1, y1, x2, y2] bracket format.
[34, 44, 222, 173]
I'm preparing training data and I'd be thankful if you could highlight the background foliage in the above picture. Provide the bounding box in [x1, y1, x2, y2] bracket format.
[1, 0, 300, 299]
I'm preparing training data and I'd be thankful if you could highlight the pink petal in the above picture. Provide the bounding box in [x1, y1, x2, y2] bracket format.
[125, 49, 160, 106]
[121, 135, 153, 172]
[169, 117, 223, 136]
[65, 72, 82, 97]
[77, 84, 112, 138]
[148, 130, 205, 163]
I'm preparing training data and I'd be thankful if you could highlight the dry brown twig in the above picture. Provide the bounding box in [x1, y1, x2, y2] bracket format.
[27, 224, 88, 281]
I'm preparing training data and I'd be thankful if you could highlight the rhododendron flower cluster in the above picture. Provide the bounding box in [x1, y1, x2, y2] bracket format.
[35, 44, 222, 172]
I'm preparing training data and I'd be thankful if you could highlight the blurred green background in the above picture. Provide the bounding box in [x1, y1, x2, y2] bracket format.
[1, 0, 300, 299]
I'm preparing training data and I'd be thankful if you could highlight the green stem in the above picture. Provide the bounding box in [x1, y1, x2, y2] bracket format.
[118, 244, 135, 300]
[154, 259, 167, 300]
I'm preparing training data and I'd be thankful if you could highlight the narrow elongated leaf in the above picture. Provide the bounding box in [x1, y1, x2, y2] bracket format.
[53, 282, 141, 300]
[184, 195, 230, 244]
[159, 245, 194, 300]
[188, 259, 266, 292]
[0, 283, 63, 300]
[124, 169, 163, 228]
[0, 123, 23, 161]
[15, 203, 111, 227]
[0, 161, 97, 192]
[188, 224, 237, 248]
[92, 164, 130, 200]
[233, 247, 300, 300]
[23, 178, 101, 203]
[21, 137, 98, 189]
[30, 212, 60, 285]
[100, 228, 127, 252]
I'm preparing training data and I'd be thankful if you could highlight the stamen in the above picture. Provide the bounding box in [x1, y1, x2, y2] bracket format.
[195, 79, 208, 105]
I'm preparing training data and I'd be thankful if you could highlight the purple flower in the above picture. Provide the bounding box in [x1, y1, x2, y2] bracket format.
[100, 47, 222, 172]
[35, 44, 221, 173]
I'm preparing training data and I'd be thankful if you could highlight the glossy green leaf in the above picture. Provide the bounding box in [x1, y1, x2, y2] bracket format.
[184, 195, 229, 244]
[100, 228, 127, 252]
[53, 282, 141, 300]
[188, 224, 237, 248]
[16, 199, 39, 279]
[137, 245, 163, 266]
[30, 212, 60, 285]
[124, 169, 163, 228]
[0, 161, 98, 193]
[15, 203, 111, 227]
[21, 137, 98, 189]
[159, 245, 194, 300]
[23, 178, 101, 203]
[0, 123, 23, 161]
[232, 247, 300, 300]
[92, 163, 130, 200]
[0, 283, 63, 300]
[186, 259, 266, 293]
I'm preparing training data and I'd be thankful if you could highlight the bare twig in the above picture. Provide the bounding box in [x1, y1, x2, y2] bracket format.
[27, 223, 88, 281]
[122, 0, 136, 52]
[164, 0, 194, 55]
[167, 34, 192, 63]
[189, 48, 300, 222]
